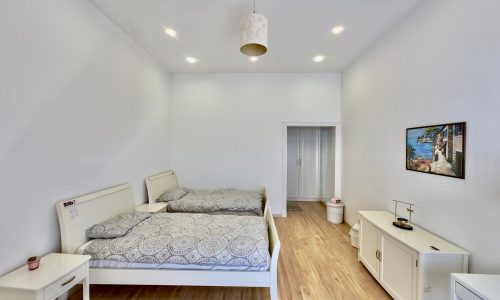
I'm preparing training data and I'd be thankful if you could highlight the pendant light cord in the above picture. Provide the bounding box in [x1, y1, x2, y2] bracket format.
[253, 0, 256, 13]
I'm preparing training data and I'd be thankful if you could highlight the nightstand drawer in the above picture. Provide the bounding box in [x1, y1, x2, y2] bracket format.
[43, 264, 86, 300]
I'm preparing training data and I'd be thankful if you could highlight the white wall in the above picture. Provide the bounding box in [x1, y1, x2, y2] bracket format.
[342, 0, 500, 273]
[0, 0, 171, 274]
[171, 73, 341, 215]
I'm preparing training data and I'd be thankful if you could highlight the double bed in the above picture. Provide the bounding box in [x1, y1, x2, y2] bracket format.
[56, 183, 280, 300]
[145, 170, 268, 215]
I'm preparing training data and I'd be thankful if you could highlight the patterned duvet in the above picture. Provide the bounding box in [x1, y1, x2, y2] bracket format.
[166, 189, 263, 215]
[82, 213, 270, 271]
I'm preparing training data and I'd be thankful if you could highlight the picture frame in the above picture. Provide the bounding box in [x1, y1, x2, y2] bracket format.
[406, 122, 466, 179]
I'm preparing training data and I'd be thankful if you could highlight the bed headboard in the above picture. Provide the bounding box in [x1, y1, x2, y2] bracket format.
[262, 187, 269, 213]
[56, 183, 136, 254]
[145, 170, 178, 204]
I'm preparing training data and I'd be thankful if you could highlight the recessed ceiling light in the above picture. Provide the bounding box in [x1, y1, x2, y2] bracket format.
[331, 25, 345, 35]
[312, 55, 325, 63]
[164, 27, 177, 38]
[185, 56, 198, 64]
[249, 56, 259, 62]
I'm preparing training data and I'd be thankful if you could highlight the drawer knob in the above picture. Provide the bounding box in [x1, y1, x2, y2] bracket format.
[61, 275, 76, 287]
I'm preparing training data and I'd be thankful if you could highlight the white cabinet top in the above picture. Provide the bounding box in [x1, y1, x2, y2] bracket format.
[452, 273, 500, 299]
[0, 253, 90, 290]
[359, 211, 469, 255]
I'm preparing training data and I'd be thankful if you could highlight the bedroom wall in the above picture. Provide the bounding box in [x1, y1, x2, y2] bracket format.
[0, 0, 172, 274]
[170, 73, 341, 215]
[342, 0, 500, 273]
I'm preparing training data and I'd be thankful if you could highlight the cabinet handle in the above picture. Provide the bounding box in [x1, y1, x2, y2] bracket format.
[375, 250, 379, 260]
[61, 275, 76, 287]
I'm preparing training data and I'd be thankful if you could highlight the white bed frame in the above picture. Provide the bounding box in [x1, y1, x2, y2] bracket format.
[145, 170, 269, 214]
[56, 183, 281, 300]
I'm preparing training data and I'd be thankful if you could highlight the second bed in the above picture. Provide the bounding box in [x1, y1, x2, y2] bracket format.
[145, 170, 267, 216]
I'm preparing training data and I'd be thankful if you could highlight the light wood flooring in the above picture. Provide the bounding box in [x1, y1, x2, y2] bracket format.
[70, 202, 390, 299]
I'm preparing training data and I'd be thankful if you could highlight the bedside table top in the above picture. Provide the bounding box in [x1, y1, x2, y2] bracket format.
[452, 273, 500, 299]
[0, 253, 90, 290]
[136, 202, 167, 213]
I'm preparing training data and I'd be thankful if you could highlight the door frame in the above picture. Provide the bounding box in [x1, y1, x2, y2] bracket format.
[282, 122, 342, 217]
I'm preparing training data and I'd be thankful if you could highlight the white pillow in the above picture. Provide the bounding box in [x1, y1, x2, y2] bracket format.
[86, 212, 150, 239]
[157, 188, 188, 202]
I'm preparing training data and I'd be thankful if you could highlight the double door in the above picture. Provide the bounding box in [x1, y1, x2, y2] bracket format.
[287, 127, 320, 200]
[359, 216, 418, 300]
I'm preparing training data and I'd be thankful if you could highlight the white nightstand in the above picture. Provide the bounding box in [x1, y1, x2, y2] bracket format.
[136, 202, 167, 213]
[0, 253, 90, 300]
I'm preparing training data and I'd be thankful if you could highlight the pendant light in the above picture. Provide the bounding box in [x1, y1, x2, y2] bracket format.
[240, 0, 267, 56]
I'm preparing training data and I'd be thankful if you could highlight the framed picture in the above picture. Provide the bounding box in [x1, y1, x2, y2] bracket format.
[406, 122, 466, 179]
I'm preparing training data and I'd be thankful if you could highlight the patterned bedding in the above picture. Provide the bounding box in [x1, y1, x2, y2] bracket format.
[82, 213, 270, 271]
[165, 189, 263, 215]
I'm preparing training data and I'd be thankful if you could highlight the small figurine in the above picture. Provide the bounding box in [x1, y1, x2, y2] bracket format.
[392, 200, 414, 230]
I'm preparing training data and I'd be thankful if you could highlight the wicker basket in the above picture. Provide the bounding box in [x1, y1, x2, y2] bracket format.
[326, 203, 344, 224]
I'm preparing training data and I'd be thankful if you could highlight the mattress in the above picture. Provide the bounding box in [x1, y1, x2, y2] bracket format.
[79, 212, 270, 272]
[166, 189, 262, 215]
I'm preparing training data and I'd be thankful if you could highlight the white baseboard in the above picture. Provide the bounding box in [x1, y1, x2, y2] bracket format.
[287, 198, 320, 202]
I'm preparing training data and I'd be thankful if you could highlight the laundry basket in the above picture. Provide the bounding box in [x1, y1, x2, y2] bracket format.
[326, 202, 344, 224]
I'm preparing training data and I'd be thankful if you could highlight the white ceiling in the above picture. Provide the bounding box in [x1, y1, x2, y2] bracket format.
[90, 0, 420, 73]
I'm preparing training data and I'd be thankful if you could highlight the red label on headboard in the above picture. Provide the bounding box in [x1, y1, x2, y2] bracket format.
[63, 200, 76, 207]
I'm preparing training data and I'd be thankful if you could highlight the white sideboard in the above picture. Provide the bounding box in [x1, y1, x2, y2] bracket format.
[359, 211, 469, 300]
[451, 273, 500, 300]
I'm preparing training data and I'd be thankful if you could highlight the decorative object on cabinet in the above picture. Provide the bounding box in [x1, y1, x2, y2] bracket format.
[392, 200, 414, 230]
[358, 211, 469, 300]
[0, 253, 90, 300]
[27, 256, 41, 271]
[451, 273, 500, 300]
[406, 122, 466, 179]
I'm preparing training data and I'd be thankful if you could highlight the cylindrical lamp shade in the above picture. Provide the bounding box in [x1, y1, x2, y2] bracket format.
[240, 13, 268, 56]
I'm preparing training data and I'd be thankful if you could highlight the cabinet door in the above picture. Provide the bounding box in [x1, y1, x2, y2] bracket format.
[359, 217, 381, 279]
[299, 127, 320, 199]
[379, 234, 418, 300]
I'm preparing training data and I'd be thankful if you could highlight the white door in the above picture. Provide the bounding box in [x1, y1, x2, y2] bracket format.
[359, 217, 381, 279]
[287, 128, 300, 199]
[299, 127, 320, 200]
[287, 127, 321, 201]
[379, 235, 418, 300]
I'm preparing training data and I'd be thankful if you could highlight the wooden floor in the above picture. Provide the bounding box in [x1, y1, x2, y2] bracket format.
[70, 202, 390, 299]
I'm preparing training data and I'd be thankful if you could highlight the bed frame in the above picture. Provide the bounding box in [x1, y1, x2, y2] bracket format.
[56, 183, 281, 300]
[145, 170, 269, 214]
